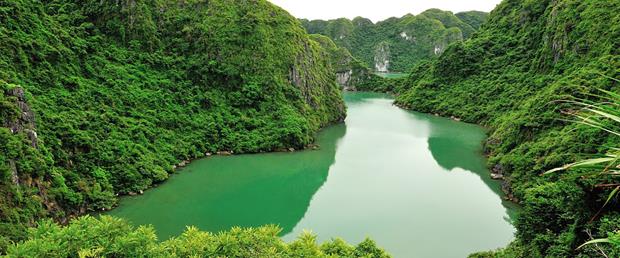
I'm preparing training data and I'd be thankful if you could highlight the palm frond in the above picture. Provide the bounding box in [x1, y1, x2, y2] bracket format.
[577, 238, 612, 250]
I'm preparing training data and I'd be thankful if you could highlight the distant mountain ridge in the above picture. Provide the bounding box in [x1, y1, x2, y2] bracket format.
[301, 9, 489, 72]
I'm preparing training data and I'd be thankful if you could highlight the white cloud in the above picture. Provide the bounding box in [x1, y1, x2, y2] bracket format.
[268, 0, 502, 22]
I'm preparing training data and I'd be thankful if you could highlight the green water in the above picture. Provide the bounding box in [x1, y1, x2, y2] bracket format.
[376, 72, 408, 79]
[108, 92, 516, 257]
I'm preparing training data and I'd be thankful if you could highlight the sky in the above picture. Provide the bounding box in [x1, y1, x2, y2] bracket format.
[268, 0, 502, 23]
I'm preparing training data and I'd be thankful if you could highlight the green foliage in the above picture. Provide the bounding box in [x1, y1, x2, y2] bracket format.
[395, 0, 620, 256]
[309, 34, 397, 92]
[0, 0, 345, 251]
[468, 240, 532, 258]
[301, 9, 487, 73]
[541, 89, 620, 257]
[7, 216, 391, 258]
[420, 9, 476, 38]
[455, 11, 490, 30]
[354, 76, 404, 93]
[546, 89, 620, 178]
[516, 182, 585, 255]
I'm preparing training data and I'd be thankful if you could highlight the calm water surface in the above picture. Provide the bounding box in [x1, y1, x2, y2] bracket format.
[108, 92, 516, 257]
[376, 72, 409, 79]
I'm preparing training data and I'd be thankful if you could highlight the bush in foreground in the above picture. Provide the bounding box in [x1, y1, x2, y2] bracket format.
[6, 216, 390, 258]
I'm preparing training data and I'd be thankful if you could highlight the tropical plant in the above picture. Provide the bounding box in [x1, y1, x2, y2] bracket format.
[546, 88, 620, 178]
[545, 86, 620, 256]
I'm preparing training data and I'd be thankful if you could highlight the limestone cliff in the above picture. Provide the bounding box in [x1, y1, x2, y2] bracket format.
[309, 34, 387, 91]
[301, 9, 488, 72]
[374, 42, 391, 72]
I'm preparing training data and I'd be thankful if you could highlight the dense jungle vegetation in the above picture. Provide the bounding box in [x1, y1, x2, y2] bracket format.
[0, 0, 350, 253]
[301, 10, 488, 72]
[390, 0, 620, 256]
[3, 0, 620, 256]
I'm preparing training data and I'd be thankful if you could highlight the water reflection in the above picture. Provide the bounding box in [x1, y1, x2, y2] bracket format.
[284, 93, 516, 257]
[423, 113, 519, 221]
[108, 92, 516, 257]
[108, 124, 346, 239]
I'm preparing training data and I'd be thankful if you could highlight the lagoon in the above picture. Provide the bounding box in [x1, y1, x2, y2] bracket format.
[108, 92, 516, 257]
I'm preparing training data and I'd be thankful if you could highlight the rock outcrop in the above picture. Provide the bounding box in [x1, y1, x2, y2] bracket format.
[4, 87, 38, 148]
[309, 34, 388, 91]
[374, 42, 390, 73]
[2, 87, 39, 186]
[336, 70, 353, 87]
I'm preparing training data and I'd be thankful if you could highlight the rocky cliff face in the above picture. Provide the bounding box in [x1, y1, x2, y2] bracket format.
[309, 34, 387, 91]
[4, 88, 38, 149]
[336, 70, 353, 88]
[374, 42, 390, 72]
[288, 38, 345, 119]
[2, 87, 39, 187]
[433, 27, 464, 56]
[1, 84, 63, 247]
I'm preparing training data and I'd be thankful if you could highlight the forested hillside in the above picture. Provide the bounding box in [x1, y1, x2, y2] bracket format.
[308, 34, 393, 91]
[301, 9, 488, 72]
[4, 0, 620, 256]
[455, 11, 490, 30]
[395, 0, 620, 256]
[0, 0, 346, 251]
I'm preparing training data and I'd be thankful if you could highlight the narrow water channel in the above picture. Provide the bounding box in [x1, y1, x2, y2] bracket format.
[108, 92, 516, 257]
